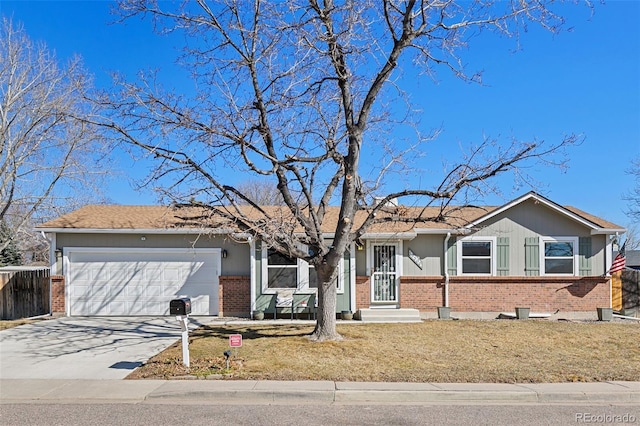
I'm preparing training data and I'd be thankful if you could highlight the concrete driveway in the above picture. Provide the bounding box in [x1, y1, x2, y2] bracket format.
[0, 316, 214, 379]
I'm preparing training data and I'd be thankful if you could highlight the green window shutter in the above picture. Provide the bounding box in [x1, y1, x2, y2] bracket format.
[525, 237, 540, 276]
[579, 237, 592, 276]
[497, 237, 509, 276]
[447, 237, 457, 276]
[255, 241, 262, 291]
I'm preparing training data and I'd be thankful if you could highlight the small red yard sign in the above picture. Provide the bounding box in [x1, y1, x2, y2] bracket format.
[229, 334, 243, 348]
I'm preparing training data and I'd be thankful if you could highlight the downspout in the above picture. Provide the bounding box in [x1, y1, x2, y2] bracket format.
[247, 237, 255, 319]
[443, 232, 451, 308]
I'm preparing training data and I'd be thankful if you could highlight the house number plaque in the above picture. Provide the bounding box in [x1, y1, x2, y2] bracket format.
[408, 248, 423, 269]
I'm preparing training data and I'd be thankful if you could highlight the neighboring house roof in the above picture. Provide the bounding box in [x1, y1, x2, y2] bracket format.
[623, 250, 640, 269]
[37, 192, 624, 236]
[0, 266, 49, 272]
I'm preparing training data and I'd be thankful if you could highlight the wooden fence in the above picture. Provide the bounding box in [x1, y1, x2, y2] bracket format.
[622, 269, 640, 317]
[0, 268, 50, 320]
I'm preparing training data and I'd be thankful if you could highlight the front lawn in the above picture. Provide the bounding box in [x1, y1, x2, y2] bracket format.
[0, 319, 39, 330]
[127, 320, 640, 383]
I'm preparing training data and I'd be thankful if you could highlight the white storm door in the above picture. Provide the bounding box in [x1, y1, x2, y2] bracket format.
[371, 244, 399, 304]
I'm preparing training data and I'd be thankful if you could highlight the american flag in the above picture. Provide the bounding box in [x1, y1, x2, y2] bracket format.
[609, 242, 626, 274]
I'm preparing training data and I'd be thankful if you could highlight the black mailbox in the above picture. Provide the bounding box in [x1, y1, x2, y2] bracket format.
[170, 297, 192, 315]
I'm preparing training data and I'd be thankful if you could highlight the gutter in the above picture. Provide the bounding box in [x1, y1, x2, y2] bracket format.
[35, 227, 235, 235]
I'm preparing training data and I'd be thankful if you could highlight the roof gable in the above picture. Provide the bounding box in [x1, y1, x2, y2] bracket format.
[464, 192, 624, 234]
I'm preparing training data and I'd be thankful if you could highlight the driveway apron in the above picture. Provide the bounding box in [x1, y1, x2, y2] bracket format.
[0, 316, 212, 379]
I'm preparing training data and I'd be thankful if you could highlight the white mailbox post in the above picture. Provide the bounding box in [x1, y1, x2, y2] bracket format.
[170, 298, 192, 368]
[176, 315, 190, 368]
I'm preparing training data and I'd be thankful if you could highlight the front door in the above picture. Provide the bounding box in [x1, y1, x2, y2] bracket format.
[371, 244, 398, 304]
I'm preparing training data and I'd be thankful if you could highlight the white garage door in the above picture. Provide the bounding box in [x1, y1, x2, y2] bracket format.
[65, 248, 220, 316]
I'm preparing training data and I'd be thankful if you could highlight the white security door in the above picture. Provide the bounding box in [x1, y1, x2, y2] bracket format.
[65, 248, 220, 316]
[371, 244, 398, 304]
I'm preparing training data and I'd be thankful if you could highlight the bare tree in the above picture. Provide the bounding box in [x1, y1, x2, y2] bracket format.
[0, 17, 106, 255]
[234, 179, 285, 206]
[98, 0, 583, 341]
[625, 157, 640, 224]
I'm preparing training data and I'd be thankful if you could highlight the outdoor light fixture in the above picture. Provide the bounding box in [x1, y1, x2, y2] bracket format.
[222, 249, 228, 258]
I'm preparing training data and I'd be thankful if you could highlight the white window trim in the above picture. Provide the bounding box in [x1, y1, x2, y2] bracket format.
[456, 236, 497, 276]
[261, 246, 344, 294]
[539, 236, 579, 276]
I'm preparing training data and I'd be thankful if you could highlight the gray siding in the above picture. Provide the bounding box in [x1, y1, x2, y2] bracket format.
[362, 198, 610, 277]
[55, 232, 250, 276]
[403, 235, 444, 276]
[355, 247, 366, 276]
[468, 200, 608, 275]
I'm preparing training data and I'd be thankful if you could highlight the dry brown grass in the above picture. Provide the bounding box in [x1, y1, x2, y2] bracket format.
[128, 320, 640, 383]
[0, 319, 39, 330]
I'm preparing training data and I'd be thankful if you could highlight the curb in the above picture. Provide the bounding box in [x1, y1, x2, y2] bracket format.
[1, 380, 639, 405]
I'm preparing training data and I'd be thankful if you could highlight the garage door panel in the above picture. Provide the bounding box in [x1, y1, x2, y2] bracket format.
[70, 283, 90, 298]
[147, 284, 163, 297]
[109, 302, 127, 315]
[67, 249, 220, 316]
[126, 285, 145, 297]
[91, 267, 110, 281]
[187, 265, 216, 280]
[92, 285, 110, 298]
[130, 266, 147, 282]
[70, 267, 90, 282]
[163, 267, 181, 281]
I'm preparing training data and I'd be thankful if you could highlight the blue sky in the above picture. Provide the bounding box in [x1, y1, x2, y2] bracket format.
[1, 1, 638, 228]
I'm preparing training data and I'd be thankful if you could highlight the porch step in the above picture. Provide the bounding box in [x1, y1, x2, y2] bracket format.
[357, 308, 422, 323]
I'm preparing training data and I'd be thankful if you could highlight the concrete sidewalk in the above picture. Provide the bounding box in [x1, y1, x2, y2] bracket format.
[1, 380, 639, 405]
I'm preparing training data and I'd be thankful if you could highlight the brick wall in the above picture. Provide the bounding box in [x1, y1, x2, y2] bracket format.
[399, 276, 445, 310]
[218, 275, 251, 317]
[51, 275, 65, 314]
[377, 275, 609, 312]
[355, 276, 370, 310]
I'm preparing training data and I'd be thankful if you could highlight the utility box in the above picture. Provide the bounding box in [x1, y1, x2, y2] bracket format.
[170, 297, 192, 316]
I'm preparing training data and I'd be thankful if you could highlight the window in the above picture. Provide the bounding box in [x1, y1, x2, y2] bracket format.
[541, 237, 577, 275]
[266, 249, 297, 289]
[307, 266, 339, 290]
[262, 246, 345, 293]
[457, 237, 496, 275]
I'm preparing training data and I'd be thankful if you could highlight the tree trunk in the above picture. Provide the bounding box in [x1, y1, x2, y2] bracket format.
[310, 264, 342, 342]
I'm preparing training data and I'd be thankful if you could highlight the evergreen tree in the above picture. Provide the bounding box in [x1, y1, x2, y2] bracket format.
[0, 222, 22, 266]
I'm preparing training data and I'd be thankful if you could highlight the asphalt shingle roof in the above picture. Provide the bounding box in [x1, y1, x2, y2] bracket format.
[37, 200, 623, 234]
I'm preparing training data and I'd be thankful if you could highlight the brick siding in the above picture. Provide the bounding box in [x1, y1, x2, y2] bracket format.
[399, 276, 445, 310]
[355, 276, 370, 310]
[395, 276, 609, 312]
[218, 275, 251, 317]
[51, 275, 65, 313]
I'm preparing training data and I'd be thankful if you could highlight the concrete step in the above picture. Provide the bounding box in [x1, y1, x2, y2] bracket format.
[357, 308, 422, 323]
